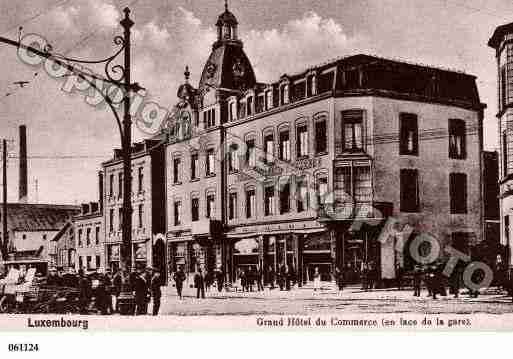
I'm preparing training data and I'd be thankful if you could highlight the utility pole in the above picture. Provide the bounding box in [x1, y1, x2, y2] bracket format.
[2, 139, 7, 261]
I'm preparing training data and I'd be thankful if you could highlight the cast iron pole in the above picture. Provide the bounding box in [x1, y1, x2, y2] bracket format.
[120, 7, 134, 273]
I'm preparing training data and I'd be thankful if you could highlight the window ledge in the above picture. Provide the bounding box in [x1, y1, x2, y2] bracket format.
[190, 178, 200, 183]
[205, 174, 216, 178]
[172, 181, 183, 186]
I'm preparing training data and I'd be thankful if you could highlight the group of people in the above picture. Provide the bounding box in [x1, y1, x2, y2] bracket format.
[39, 266, 165, 315]
[170, 264, 301, 298]
[171, 265, 225, 299]
[238, 265, 300, 292]
[410, 262, 479, 299]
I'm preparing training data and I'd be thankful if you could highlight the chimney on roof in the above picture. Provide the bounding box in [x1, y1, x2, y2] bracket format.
[19, 125, 27, 203]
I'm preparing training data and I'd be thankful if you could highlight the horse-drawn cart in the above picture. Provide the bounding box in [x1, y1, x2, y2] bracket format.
[0, 268, 80, 314]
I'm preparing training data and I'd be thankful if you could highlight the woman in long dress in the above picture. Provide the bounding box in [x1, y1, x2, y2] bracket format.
[313, 267, 321, 291]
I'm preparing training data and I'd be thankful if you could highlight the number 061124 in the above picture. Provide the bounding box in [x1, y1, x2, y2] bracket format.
[8, 343, 39, 352]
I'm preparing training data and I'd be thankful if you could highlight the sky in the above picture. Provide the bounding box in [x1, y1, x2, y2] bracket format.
[0, 0, 510, 205]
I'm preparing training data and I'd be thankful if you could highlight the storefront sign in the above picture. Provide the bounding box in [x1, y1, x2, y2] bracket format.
[134, 243, 147, 260]
[294, 157, 322, 171]
[234, 220, 324, 235]
[109, 245, 120, 261]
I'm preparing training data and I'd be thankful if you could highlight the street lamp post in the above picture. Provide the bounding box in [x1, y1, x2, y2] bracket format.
[0, 8, 141, 277]
[120, 8, 135, 274]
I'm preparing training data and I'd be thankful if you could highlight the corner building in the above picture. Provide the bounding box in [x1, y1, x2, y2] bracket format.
[165, 5, 485, 284]
[489, 23, 513, 269]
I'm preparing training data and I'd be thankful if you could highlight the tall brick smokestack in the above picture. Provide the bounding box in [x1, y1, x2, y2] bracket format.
[19, 125, 27, 203]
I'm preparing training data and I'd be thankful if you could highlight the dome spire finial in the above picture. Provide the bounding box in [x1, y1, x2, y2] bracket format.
[225, 0, 228, 12]
[184, 65, 190, 83]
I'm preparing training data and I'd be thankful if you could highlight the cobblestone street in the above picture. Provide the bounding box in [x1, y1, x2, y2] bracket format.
[156, 283, 513, 316]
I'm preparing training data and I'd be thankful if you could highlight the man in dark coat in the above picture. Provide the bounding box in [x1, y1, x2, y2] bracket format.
[247, 267, 255, 292]
[150, 270, 163, 316]
[134, 270, 149, 315]
[256, 265, 264, 291]
[194, 268, 205, 299]
[173, 266, 186, 299]
[412, 265, 422, 297]
[268, 265, 275, 290]
[239, 269, 247, 292]
[449, 262, 463, 298]
[215, 267, 224, 292]
[284, 266, 291, 291]
[78, 269, 92, 314]
[95, 272, 109, 315]
[278, 265, 286, 291]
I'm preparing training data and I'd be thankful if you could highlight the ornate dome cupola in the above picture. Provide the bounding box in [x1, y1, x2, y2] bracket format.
[215, 0, 240, 47]
[199, 1, 256, 94]
[177, 66, 197, 102]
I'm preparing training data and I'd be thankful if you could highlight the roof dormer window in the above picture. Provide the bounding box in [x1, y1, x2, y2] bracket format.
[280, 83, 289, 105]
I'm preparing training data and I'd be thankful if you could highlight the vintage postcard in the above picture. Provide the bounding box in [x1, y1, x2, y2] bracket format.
[0, 0, 511, 338]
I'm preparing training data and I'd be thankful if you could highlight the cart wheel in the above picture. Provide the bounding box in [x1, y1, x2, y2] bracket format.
[0, 295, 12, 313]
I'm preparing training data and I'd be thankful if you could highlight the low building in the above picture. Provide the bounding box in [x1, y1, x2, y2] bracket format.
[73, 202, 103, 272]
[50, 222, 75, 271]
[0, 203, 80, 275]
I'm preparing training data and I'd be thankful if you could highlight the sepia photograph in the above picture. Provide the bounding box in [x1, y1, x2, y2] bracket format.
[0, 0, 512, 340]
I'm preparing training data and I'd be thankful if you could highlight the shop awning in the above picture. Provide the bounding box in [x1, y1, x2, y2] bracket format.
[225, 232, 259, 239]
[3, 259, 48, 265]
[294, 228, 327, 235]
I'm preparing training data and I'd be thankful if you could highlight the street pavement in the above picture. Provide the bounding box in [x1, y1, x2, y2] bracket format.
[156, 282, 513, 316]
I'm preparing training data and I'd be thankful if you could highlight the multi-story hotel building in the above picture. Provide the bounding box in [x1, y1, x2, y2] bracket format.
[102, 140, 166, 275]
[489, 23, 513, 268]
[164, 5, 485, 284]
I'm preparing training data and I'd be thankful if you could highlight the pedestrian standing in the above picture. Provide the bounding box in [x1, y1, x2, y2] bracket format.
[268, 265, 275, 290]
[335, 267, 344, 291]
[215, 267, 224, 292]
[395, 263, 404, 290]
[413, 265, 422, 297]
[95, 272, 109, 315]
[173, 266, 186, 299]
[361, 262, 368, 290]
[150, 270, 163, 316]
[256, 265, 264, 291]
[240, 269, 247, 292]
[278, 265, 286, 291]
[112, 269, 123, 312]
[313, 267, 321, 291]
[78, 269, 91, 314]
[247, 267, 255, 292]
[134, 269, 149, 315]
[194, 268, 206, 299]
[449, 262, 462, 298]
